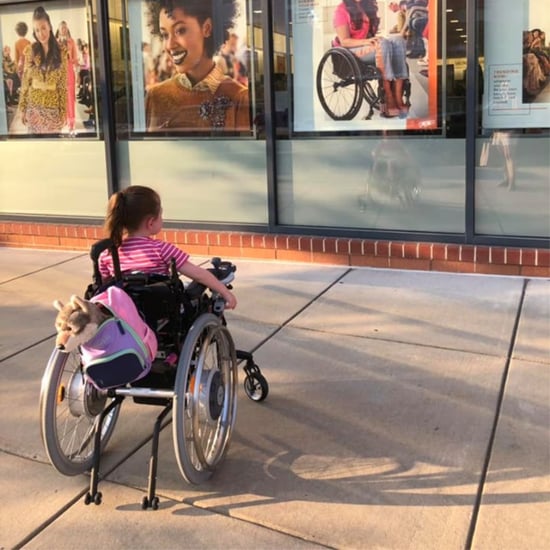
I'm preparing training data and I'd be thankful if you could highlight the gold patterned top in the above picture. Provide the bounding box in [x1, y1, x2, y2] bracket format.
[18, 44, 67, 123]
[145, 65, 250, 133]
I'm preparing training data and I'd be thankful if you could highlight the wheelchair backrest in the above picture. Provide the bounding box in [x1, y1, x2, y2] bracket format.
[86, 238, 186, 332]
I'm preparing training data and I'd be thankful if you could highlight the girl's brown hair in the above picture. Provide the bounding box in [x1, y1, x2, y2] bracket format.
[104, 185, 161, 247]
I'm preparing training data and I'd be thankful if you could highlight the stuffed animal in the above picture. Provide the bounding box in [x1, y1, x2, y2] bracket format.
[54, 295, 110, 351]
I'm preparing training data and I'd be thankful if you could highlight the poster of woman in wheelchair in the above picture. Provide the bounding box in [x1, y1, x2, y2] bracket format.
[292, 0, 438, 131]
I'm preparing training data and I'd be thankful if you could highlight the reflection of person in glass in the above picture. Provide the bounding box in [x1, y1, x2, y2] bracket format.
[18, 6, 67, 134]
[492, 131, 515, 191]
[145, 0, 250, 132]
[333, 0, 409, 118]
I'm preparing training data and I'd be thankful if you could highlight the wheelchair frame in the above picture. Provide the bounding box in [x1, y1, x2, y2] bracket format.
[39, 239, 268, 510]
[316, 47, 411, 121]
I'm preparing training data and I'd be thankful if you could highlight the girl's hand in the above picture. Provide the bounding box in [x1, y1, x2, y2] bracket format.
[222, 289, 237, 310]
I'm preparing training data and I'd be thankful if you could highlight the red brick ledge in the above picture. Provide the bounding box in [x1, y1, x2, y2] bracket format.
[0, 221, 548, 277]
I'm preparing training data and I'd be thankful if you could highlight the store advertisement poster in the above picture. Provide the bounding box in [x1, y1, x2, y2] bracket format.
[292, 0, 438, 132]
[129, 0, 250, 134]
[483, 0, 549, 129]
[0, 1, 94, 136]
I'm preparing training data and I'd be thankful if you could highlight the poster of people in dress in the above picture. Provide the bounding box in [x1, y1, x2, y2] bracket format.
[292, 0, 438, 132]
[0, 0, 96, 136]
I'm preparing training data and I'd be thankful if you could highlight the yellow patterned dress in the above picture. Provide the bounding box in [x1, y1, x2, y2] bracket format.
[18, 44, 67, 133]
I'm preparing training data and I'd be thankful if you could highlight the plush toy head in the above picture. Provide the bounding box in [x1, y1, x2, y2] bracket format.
[53, 295, 110, 351]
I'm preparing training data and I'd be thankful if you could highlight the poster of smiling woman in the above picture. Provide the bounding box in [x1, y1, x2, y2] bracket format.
[129, 0, 251, 134]
[292, 0, 438, 132]
[0, 0, 95, 136]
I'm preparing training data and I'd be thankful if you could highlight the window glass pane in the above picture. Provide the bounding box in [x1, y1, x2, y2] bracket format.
[275, 0, 467, 233]
[118, 140, 268, 223]
[0, 0, 99, 137]
[0, 140, 109, 216]
[475, 0, 550, 238]
[277, 137, 465, 232]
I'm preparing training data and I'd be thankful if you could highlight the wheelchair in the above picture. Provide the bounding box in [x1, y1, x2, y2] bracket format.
[316, 46, 411, 121]
[39, 239, 269, 510]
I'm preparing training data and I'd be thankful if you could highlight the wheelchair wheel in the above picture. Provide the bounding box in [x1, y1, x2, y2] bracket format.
[316, 48, 363, 121]
[244, 372, 269, 402]
[39, 347, 120, 476]
[173, 313, 238, 485]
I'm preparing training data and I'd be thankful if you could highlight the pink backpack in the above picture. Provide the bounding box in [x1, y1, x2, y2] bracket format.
[81, 286, 158, 389]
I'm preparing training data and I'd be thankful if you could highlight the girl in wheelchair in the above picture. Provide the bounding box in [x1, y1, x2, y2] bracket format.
[99, 185, 237, 310]
[333, 0, 409, 118]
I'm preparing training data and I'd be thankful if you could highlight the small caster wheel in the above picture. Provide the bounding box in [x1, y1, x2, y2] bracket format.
[84, 493, 92, 505]
[152, 497, 159, 510]
[142, 496, 149, 510]
[94, 492, 102, 505]
[244, 372, 269, 402]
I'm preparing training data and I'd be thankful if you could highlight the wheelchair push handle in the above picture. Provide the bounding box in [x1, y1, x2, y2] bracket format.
[90, 238, 122, 285]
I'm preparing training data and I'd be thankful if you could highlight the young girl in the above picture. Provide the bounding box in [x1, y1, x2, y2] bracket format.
[98, 185, 237, 309]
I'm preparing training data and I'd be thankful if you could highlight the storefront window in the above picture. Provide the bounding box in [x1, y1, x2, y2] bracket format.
[475, 0, 550, 238]
[110, 0, 268, 224]
[275, 0, 469, 233]
[0, 0, 110, 218]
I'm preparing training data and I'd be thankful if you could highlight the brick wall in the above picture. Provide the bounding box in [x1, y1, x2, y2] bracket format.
[0, 221, 548, 277]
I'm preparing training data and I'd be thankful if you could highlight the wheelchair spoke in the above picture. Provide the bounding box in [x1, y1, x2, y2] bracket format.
[40, 347, 120, 475]
[317, 48, 363, 120]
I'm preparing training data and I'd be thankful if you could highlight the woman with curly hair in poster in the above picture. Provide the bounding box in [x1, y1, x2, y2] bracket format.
[17, 6, 67, 134]
[334, 0, 409, 118]
[144, 0, 250, 133]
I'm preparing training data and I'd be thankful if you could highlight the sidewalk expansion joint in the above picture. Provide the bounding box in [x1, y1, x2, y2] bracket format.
[0, 253, 88, 286]
[465, 277, 529, 550]
[243, 268, 353, 357]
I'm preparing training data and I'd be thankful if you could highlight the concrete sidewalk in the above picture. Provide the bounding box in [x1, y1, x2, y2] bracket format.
[0, 247, 548, 550]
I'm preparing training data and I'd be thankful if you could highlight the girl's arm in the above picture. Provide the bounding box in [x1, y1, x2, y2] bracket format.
[335, 24, 375, 48]
[179, 261, 237, 309]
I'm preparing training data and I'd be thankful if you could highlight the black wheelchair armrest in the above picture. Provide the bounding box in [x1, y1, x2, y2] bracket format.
[208, 257, 236, 286]
[184, 258, 235, 302]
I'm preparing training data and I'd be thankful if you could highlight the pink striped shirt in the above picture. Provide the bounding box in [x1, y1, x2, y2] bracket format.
[99, 236, 189, 279]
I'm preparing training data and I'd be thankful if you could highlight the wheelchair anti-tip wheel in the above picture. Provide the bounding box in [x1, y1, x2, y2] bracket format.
[316, 47, 363, 121]
[173, 313, 238, 485]
[40, 347, 120, 475]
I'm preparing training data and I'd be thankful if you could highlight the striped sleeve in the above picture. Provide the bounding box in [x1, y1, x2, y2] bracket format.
[157, 241, 190, 271]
